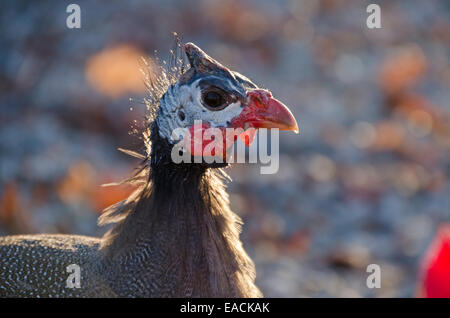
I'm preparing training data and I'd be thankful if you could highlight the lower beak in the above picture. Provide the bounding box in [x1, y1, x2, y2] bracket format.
[231, 89, 299, 133]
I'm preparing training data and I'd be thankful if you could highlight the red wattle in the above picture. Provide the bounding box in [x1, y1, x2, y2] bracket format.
[183, 122, 239, 158]
[240, 128, 257, 146]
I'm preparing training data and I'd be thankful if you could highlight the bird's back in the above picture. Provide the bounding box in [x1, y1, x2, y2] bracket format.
[0, 234, 116, 297]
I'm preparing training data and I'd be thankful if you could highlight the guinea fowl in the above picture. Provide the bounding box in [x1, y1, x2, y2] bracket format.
[0, 43, 298, 297]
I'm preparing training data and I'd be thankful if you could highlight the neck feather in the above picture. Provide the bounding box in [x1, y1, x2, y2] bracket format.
[99, 123, 261, 297]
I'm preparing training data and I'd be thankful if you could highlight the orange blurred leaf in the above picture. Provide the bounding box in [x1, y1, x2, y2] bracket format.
[86, 44, 152, 98]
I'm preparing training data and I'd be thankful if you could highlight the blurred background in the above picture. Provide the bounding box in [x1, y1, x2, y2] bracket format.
[1, 0, 450, 297]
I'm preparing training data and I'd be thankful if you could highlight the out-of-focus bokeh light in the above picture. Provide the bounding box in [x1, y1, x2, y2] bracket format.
[85, 44, 151, 98]
[379, 45, 428, 95]
[1, 0, 450, 297]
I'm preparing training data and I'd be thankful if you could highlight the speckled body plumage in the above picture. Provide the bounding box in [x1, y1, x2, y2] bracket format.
[0, 234, 115, 297]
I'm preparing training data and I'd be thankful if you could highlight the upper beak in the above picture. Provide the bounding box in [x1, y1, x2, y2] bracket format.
[231, 89, 299, 133]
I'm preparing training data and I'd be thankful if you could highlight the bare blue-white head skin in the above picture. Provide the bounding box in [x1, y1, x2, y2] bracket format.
[153, 42, 298, 161]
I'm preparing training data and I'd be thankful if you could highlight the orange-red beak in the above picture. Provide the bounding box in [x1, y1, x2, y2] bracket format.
[183, 89, 299, 157]
[231, 89, 299, 133]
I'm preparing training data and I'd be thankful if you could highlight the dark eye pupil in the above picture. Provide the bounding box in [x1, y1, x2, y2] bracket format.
[204, 91, 224, 108]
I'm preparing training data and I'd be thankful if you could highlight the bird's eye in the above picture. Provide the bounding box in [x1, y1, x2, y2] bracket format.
[202, 90, 227, 110]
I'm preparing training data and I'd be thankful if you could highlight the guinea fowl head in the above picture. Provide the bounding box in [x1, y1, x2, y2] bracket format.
[153, 42, 298, 165]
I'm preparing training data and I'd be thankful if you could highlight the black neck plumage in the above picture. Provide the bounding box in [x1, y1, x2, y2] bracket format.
[98, 123, 257, 296]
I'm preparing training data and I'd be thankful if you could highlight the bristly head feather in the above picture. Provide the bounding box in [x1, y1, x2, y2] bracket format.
[99, 35, 194, 228]
[141, 33, 187, 155]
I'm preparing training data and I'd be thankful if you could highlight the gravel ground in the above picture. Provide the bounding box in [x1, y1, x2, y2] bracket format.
[1, 0, 449, 297]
